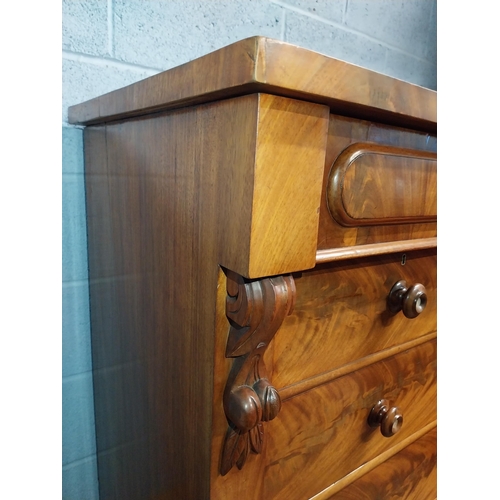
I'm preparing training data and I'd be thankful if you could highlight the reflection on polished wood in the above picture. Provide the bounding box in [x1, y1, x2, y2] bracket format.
[323, 427, 437, 500]
[317, 116, 437, 251]
[327, 142, 437, 227]
[83, 91, 330, 499]
[220, 270, 295, 475]
[211, 336, 437, 500]
[278, 331, 436, 402]
[315, 237, 437, 263]
[69, 37, 436, 131]
[73, 37, 436, 499]
[368, 399, 404, 437]
[267, 249, 436, 389]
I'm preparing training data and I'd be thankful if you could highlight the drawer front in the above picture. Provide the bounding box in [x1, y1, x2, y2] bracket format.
[326, 428, 437, 500]
[267, 249, 436, 389]
[318, 115, 437, 251]
[212, 339, 436, 500]
[264, 340, 436, 499]
[327, 142, 436, 227]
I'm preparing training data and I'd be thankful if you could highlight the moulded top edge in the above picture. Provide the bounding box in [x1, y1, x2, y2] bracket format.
[67, 36, 437, 130]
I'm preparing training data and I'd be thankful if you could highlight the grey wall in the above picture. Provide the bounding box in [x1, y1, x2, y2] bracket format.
[62, 1, 436, 498]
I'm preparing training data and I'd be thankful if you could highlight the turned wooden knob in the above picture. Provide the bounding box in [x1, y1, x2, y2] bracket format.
[253, 379, 281, 422]
[368, 399, 403, 437]
[226, 386, 262, 432]
[225, 380, 281, 433]
[387, 280, 427, 319]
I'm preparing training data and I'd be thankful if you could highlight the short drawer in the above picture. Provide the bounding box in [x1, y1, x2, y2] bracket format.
[267, 248, 436, 389]
[326, 142, 436, 227]
[317, 114, 437, 251]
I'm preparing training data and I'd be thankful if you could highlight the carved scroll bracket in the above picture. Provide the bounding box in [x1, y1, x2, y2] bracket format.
[220, 269, 296, 475]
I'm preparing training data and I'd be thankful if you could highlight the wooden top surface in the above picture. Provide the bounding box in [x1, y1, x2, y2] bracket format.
[68, 36, 436, 131]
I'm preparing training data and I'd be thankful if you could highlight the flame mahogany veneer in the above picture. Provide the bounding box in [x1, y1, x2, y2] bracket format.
[70, 37, 437, 500]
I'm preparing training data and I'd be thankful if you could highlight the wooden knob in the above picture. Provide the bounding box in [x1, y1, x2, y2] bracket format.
[225, 379, 281, 433]
[226, 386, 262, 432]
[253, 379, 281, 422]
[387, 280, 427, 319]
[368, 399, 403, 437]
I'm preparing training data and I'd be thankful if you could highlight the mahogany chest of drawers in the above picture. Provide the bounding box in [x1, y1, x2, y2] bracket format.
[69, 37, 437, 499]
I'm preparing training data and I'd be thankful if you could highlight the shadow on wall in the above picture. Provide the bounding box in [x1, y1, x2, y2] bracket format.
[62, 126, 99, 500]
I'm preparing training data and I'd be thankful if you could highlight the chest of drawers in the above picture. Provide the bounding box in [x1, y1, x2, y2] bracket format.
[69, 37, 437, 499]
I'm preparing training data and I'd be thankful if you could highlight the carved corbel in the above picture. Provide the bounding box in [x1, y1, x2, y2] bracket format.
[220, 269, 296, 476]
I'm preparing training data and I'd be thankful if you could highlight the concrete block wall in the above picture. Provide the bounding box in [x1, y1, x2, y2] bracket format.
[62, 1, 436, 498]
[62, 126, 100, 500]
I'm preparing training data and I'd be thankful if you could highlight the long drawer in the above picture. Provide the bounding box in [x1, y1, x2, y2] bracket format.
[211, 338, 436, 500]
[325, 427, 437, 500]
[266, 249, 436, 389]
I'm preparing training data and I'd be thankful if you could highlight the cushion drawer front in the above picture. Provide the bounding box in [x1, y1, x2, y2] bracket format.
[326, 427, 437, 500]
[247, 339, 436, 500]
[327, 142, 436, 227]
[267, 249, 436, 389]
[317, 115, 437, 251]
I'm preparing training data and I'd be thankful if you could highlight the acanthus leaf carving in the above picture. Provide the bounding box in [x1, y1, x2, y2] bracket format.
[220, 269, 295, 476]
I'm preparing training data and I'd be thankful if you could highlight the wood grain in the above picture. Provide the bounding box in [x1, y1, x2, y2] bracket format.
[68, 37, 436, 132]
[220, 270, 296, 475]
[262, 339, 437, 500]
[265, 249, 437, 389]
[325, 427, 437, 499]
[69, 36, 260, 125]
[210, 338, 437, 500]
[316, 237, 437, 263]
[78, 39, 437, 499]
[327, 143, 437, 226]
[278, 331, 436, 402]
[248, 93, 329, 277]
[85, 93, 327, 499]
[317, 115, 437, 250]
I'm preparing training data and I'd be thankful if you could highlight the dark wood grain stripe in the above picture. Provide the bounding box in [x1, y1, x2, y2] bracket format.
[279, 331, 437, 401]
[309, 421, 437, 499]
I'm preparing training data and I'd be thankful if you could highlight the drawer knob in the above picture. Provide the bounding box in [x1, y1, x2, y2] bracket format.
[388, 280, 427, 318]
[368, 399, 403, 437]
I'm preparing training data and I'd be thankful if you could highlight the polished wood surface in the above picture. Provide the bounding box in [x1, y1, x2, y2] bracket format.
[210, 335, 437, 499]
[221, 270, 295, 475]
[248, 94, 328, 276]
[388, 280, 428, 319]
[278, 331, 436, 402]
[318, 115, 437, 251]
[315, 237, 436, 263]
[327, 142, 437, 226]
[326, 428, 437, 500]
[68, 37, 436, 132]
[268, 340, 436, 499]
[87, 92, 327, 281]
[85, 92, 328, 499]
[368, 399, 404, 437]
[266, 249, 436, 389]
[78, 38, 437, 499]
